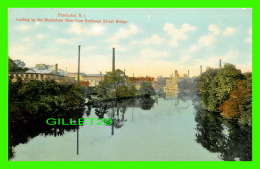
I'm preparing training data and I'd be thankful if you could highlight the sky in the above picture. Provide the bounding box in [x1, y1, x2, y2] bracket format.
[8, 8, 252, 77]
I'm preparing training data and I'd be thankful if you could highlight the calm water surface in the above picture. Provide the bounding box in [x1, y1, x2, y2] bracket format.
[9, 94, 251, 161]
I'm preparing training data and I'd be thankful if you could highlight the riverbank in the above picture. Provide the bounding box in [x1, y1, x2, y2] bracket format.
[9, 79, 86, 123]
[86, 94, 154, 105]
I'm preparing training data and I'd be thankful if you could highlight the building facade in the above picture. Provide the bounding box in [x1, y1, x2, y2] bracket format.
[8, 72, 75, 84]
[129, 76, 156, 90]
[165, 70, 179, 91]
[67, 73, 103, 87]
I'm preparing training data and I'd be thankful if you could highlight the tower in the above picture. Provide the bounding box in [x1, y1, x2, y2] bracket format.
[112, 48, 115, 72]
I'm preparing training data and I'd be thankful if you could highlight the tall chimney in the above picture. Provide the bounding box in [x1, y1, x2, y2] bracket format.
[188, 70, 189, 77]
[219, 59, 222, 68]
[200, 65, 202, 75]
[55, 64, 58, 75]
[124, 69, 125, 76]
[112, 48, 115, 72]
[78, 45, 81, 83]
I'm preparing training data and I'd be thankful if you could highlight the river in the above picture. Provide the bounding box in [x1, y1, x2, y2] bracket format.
[9, 92, 252, 161]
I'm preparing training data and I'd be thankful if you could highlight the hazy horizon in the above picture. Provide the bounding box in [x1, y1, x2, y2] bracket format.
[8, 8, 252, 77]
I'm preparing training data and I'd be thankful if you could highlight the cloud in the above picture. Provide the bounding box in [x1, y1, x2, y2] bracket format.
[248, 27, 252, 35]
[22, 38, 31, 42]
[16, 22, 41, 31]
[223, 27, 236, 36]
[8, 46, 29, 58]
[163, 23, 196, 46]
[139, 48, 169, 59]
[131, 34, 164, 45]
[109, 44, 129, 52]
[208, 24, 221, 35]
[142, 34, 164, 45]
[35, 34, 46, 39]
[56, 38, 74, 44]
[245, 27, 252, 43]
[83, 46, 98, 52]
[47, 24, 56, 30]
[198, 35, 215, 46]
[106, 24, 139, 42]
[193, 50, 240, 69]
[245, 37, 252, 43]
[67, 23, 105, 36]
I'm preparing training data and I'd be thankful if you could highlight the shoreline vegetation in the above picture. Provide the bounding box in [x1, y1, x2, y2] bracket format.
[197, 63, 252, 126]
[8, 58, 252, 126]
[8, 59, 251, 127]
[8, 57, 156, 124]
[8, 59, 252, 161]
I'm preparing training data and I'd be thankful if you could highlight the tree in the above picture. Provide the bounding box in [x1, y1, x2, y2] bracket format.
[129, 84, 136, 96]
[219, 73, 252, 126]
[198, 67, 218, 110]
[198, 64, 245, 112]
[103, 69, 128, 88]
[138, 82, 155, 96]
[8, 57, 28, 72]
[95, 69, 134, 98]
[208, 63, 245, 112]
[116, 85, 130, 97]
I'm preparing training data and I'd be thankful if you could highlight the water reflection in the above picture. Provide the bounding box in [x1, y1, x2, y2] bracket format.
[9, 95, 252, 161]
[194, 104, 252, 161]
[8, 108, 85, 160]
[89, 97, 156, 136]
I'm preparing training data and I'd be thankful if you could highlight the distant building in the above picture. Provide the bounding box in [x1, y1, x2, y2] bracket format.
[8, 72, 75, 84]
[82, 74, 103, 87]
[26, 64, 66, 76]
[165, 70, 179, 91]
[183, 74, 188, 78]
[79, 81, 89, 87]
[13, 59, 25, 68]
[156, 76, 167, 93]
[67, 73, 103, 87]
[129, 76, 155, 90]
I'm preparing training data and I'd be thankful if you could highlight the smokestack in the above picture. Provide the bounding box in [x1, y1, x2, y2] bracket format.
[219, 59, 222, 68]
[112, 48, 115, 72]
[55, 64, 58, 75]
[188, 70, 189, 77]
[78, 45, 81, 83]
[200, 65, 202, 75]
[124, 69, 125, 76]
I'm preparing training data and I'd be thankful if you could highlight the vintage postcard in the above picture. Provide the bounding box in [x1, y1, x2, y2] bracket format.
[8, 8, 252, 161]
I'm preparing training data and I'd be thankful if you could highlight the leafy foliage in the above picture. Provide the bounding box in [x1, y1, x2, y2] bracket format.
[8, 58, 28, 72]
[95, 69, 137, 98]
[9, 79, 85, 122]
[197, 63, 251, 126]
[138, 82, 155, 96]
[219, 73, 252, 126]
